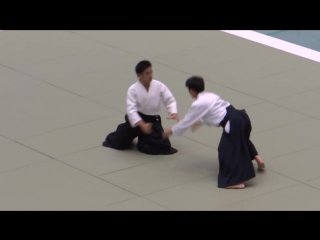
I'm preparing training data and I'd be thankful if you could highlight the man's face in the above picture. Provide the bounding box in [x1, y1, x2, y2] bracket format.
[138, 67, 153, 85]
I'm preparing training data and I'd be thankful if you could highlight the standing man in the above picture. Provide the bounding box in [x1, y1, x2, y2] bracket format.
[162, 76, 265, 189]
[103, 60, 179, 155]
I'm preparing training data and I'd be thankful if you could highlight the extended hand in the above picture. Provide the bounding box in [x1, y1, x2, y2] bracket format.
[167, 113, 179, 122]
[162, 128, 173, 139]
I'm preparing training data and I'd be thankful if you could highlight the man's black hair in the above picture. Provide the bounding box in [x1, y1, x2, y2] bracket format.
[185, 76, 205, 93]
[135, 60, 152, 75]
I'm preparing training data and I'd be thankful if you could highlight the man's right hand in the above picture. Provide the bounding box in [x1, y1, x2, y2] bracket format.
[138, 121, 152, 134]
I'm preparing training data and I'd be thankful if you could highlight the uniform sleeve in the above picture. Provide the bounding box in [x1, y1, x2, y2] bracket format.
[171, 102, 210, 136]
[126, 88, 142, 127]
[160, 83, 177, 115]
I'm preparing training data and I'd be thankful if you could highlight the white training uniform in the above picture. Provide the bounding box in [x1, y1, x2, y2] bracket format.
[171, 91, 230, 136]
[126, 80, 178, 127]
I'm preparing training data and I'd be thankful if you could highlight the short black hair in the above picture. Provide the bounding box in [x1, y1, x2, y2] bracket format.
[135, 60, 152, 75]
[185, 76, 205, 93]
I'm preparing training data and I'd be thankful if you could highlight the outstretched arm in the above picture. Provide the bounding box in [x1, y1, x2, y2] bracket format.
[163, 102, 209, 138]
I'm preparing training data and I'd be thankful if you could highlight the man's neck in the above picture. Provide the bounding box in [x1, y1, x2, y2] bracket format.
[139, 80, 150, 91]
[196, 91, 205, 98]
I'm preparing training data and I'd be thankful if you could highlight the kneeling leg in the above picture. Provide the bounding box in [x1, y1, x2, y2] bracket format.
[103, 122, 138, 150]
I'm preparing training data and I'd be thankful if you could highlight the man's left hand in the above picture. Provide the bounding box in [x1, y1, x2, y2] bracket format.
[167, 113, 179, 122]
[162, 128, 173, 139]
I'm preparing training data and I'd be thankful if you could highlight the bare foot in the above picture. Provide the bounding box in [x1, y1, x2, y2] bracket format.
[226, 183, 245, 189]
[254, 155, 265, 170]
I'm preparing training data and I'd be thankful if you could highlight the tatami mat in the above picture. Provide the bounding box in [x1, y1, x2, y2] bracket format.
[0, 30, 319, 210]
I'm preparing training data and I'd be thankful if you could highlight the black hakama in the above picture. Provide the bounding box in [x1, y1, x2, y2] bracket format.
[217, 105, 257, 188]
[103, 112, 177, 155]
